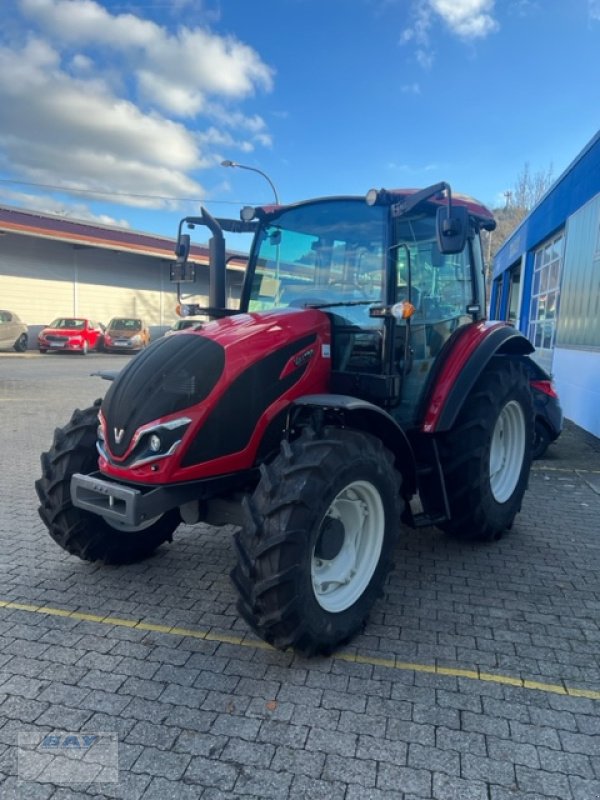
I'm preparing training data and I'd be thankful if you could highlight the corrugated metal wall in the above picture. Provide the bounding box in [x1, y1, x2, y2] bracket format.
[556, 193, 600, 349]
[0, 233, 211, 332]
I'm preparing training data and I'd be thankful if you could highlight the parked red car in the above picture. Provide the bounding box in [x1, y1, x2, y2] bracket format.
[38, 318, 105, 355]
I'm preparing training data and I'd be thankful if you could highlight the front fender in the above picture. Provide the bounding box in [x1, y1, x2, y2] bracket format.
[293, 394, 417, 495]
[421, 322, 534, 433]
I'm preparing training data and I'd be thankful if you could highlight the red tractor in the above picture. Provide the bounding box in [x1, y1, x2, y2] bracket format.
[36, 183, 534, 655]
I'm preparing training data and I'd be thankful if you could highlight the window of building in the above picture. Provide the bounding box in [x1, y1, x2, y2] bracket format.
[528, 233, 564, 354]
[507, 261, 521, 325]
[491, 277, 502, 319]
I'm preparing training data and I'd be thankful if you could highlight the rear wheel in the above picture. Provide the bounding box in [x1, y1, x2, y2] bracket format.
[231, 427, 403, 655]
[437, 357, 533, 541]
[14, 333, 28, 352]
[35, 403, 179, 563]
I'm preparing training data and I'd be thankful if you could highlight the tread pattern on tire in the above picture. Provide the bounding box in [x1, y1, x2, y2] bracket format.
[231, 426, 403, 656]
[35, 401, 178, 563]
[437, 357, 533, 541]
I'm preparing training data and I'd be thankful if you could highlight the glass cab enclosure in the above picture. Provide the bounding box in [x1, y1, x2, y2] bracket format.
[242, 197, 481, 428]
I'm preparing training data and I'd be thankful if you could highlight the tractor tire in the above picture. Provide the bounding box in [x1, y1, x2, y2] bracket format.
[35, 402, 179, 563]
[437, 357, 533, 542]
[231, 427, 403, 656]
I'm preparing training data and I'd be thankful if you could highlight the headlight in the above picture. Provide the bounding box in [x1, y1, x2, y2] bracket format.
[101, 416, 192, 469]
[149, 434, 161, 452]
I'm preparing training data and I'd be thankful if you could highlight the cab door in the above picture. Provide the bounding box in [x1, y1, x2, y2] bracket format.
[391, 215, 476, 428]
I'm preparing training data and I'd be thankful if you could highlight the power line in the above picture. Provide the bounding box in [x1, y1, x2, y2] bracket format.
[0, 178, 252, 205]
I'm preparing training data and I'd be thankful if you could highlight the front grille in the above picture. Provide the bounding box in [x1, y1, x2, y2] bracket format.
[101, 334, 225, 457]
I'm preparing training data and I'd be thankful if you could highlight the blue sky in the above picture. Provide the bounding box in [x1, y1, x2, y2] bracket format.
[1, 0, 599, 246]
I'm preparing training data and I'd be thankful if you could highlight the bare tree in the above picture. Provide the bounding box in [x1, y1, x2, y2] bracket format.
[512, 162, 554, 211]
[482, 162, 554, 286]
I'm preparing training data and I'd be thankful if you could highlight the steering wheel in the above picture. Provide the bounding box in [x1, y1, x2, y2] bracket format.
[328, 279, 369, 297]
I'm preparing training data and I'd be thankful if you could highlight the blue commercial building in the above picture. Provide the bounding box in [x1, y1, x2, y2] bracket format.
[490, 131, 600, 438]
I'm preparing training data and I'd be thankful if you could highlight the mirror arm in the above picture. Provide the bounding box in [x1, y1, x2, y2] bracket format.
[391, 181, 450, 218]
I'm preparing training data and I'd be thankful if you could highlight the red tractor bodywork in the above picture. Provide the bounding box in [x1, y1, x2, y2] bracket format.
[38, 182, 537, 656]
[98, 309, 332, 484]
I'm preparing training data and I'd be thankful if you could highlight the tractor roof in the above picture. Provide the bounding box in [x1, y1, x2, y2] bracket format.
[255, 188, 496, 231]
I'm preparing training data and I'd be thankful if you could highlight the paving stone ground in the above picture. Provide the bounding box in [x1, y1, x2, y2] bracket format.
[0, 352, 599, 800]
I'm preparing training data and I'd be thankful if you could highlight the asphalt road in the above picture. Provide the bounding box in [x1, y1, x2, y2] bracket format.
[0, 351, 599, 800]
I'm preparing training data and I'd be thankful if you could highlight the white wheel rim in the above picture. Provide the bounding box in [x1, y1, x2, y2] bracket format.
[489, 400, 526, 503]
[311, 480, 385, 613]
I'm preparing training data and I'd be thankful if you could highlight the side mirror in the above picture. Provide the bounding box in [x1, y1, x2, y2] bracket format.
[171, 233, 196, 282]
[175, 233, 191, 263]
[436, 205, 468, 255]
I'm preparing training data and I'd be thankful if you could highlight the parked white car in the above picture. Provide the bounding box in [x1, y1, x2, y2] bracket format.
[0, 309, 28, 352]
[164, 318, 204, 336]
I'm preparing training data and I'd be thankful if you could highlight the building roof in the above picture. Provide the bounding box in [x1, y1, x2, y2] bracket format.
[493, 129, 600, 276]
[0, 203, 247, 269]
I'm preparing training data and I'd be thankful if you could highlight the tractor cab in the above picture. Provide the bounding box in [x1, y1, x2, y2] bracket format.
[179, 183, 494, 429]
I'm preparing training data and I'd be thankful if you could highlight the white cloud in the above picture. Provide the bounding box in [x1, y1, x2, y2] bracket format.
[0, 37, 205, 209]
[590, 0, 600, 20]
[430, 0, 498, 38]
[401, 0, 498, 67]
[70, 53, 93, 72]
[0, 188, 131, 227]
[20, 0, 274, 112]
[0, 0, 274, 211]
[416, 48, 434, 69]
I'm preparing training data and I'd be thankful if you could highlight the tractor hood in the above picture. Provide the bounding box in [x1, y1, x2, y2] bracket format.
[98, 307, 332, 482]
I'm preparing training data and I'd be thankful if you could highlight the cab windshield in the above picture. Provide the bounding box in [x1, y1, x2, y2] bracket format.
[108, 318, 142, 331]
[50, 318, 85, 330]
[247, 199, 386, 321]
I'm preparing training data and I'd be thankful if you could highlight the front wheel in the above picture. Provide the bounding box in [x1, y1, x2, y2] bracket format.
[437, 357, 533, 541]
[35, 403, 179, 563]
[231, 427, 403, 656]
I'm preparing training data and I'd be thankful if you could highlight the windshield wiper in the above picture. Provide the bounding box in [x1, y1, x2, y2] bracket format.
[304, 300, 376, 309]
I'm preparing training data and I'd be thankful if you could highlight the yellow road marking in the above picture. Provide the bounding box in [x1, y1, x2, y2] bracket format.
[1, 599, 599, 700]
[479, 671, 524, 687]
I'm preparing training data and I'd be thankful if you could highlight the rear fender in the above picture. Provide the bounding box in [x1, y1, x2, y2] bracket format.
[422, 322, 534, 433]
[292, 394, 417, 496]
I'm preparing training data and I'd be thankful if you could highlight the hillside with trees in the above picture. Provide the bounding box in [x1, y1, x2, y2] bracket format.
[482, 163, 554, 283]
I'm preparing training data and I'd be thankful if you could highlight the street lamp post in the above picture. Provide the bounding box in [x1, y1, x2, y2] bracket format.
[220, 160, 280, 205]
